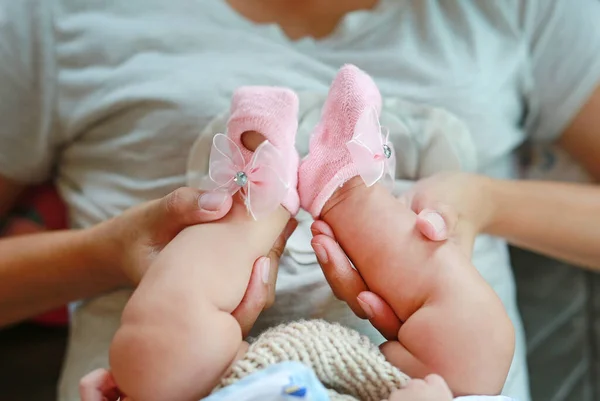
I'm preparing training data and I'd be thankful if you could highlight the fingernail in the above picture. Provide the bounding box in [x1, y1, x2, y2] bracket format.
[424, 212, 446, 234]
[313, 244, 328, 264]
[260, 257, 271, 284]
[357, 297, 374, 319]
[198, 192, 228, 211]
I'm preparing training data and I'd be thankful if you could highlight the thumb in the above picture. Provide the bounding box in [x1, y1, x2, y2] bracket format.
[231, 257, 270, 338]
[263, 218, 298, 307]
[416, 207, 476, 257]
[160, 188, 233, 228]
[416, 209, 451, 241]
[411, 196, 457, 241]
[396, 191, 451, 241]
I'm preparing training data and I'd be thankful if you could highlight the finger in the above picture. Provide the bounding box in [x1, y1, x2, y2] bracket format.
[413, 202, 457, 240]
[264, 218, 298, 307]
[357, 291, 402, 340]
[424, 374, 453, 396]
[310, 220, 335, 239]
[79, 369, 121, 401]
[161, 187, 233, 228]
[283, 218, 298, 241]
[312, 234, 368, 318]
[231, 218, 297, 337]
[416, 209, 449, 241]
[413, 202, 476, 258]
[231, 257, 270, 338]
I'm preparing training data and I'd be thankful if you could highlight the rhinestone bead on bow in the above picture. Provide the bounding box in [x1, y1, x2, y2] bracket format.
[233, 171, 248, 187]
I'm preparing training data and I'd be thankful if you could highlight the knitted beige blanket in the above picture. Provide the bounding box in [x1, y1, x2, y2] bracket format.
[216, 320, 410, 401]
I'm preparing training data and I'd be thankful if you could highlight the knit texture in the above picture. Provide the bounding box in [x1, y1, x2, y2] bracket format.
[298, 65, 382, 218]
[227, 86, 300, 215]
[216, 320, 409, 401]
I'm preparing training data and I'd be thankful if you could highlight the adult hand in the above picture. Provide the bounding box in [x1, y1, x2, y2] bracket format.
[91, 187, 234, 284]
[311, 219, 402, 340]
[400, 172, 496, 256]
[78, 246, 298, 401]
[312, 172, 494, 339]
[79, 188, 298, 401]
[77, 232, 295, 401]
[92, 187, 297, 334]
[232, 217, 298, 337]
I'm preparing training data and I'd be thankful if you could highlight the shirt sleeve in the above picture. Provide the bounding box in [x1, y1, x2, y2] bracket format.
[523, 0, 600, 142]
[0, 0, 59, 183]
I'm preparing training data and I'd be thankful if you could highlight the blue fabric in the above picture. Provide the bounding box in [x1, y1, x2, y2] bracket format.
[204, 362, 330, 401]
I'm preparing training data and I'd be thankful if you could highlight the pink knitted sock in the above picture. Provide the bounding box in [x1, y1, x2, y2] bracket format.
[227, 86, 300, 216]
[298, 65, 382, 218]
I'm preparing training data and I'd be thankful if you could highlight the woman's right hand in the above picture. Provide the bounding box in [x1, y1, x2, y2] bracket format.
[79, 188, 298, 401]
[91, 186, 296, 335]
[91, 187, 234, 285]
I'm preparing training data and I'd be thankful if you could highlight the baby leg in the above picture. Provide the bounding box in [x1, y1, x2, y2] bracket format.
[299, 65, 468, 318]
[109, 87, 300, 401]
[299, 65, 513, 395]
[319, 181, 512, 396]
[110, 199, 290, 401]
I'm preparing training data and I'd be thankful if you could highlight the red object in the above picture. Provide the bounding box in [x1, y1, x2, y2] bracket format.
[4, 184, 70, 326]
[32, 307, 69, 326]
[18, 183, 69, 230]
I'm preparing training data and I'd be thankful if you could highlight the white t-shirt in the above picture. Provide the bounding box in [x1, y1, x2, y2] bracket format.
[1, 1, 599, 400]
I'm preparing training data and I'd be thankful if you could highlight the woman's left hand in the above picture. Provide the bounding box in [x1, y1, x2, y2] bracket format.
[312, 172, 495, 339]
[311, 219, 403, 339]
[399, 172, 497, 257]
[93, 187, 296, 329]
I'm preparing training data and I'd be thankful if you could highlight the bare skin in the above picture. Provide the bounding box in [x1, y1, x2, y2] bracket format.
[109, 133, 293, 401]
[227, 0, 378, 40]
[318, 176, 515, 396]
[388, 374, 454, 401]
[79, 368, 454, 401]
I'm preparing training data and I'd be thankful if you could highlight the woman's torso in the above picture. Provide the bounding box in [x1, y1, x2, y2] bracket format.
[49, 1, 532, 399]
[54, 0, 529, 231]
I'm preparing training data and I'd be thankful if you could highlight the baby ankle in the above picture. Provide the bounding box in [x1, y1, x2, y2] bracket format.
[320, 176, 370, 218]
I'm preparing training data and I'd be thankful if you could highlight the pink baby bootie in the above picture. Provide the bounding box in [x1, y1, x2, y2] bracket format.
[298, 64, 396, 218]
[202, 87, 300, 219]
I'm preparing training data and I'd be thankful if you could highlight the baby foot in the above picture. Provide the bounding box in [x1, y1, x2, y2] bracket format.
[202, 87, 300, 219]
[388, 375, 453, 401]
[299, 64, 393, 218]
